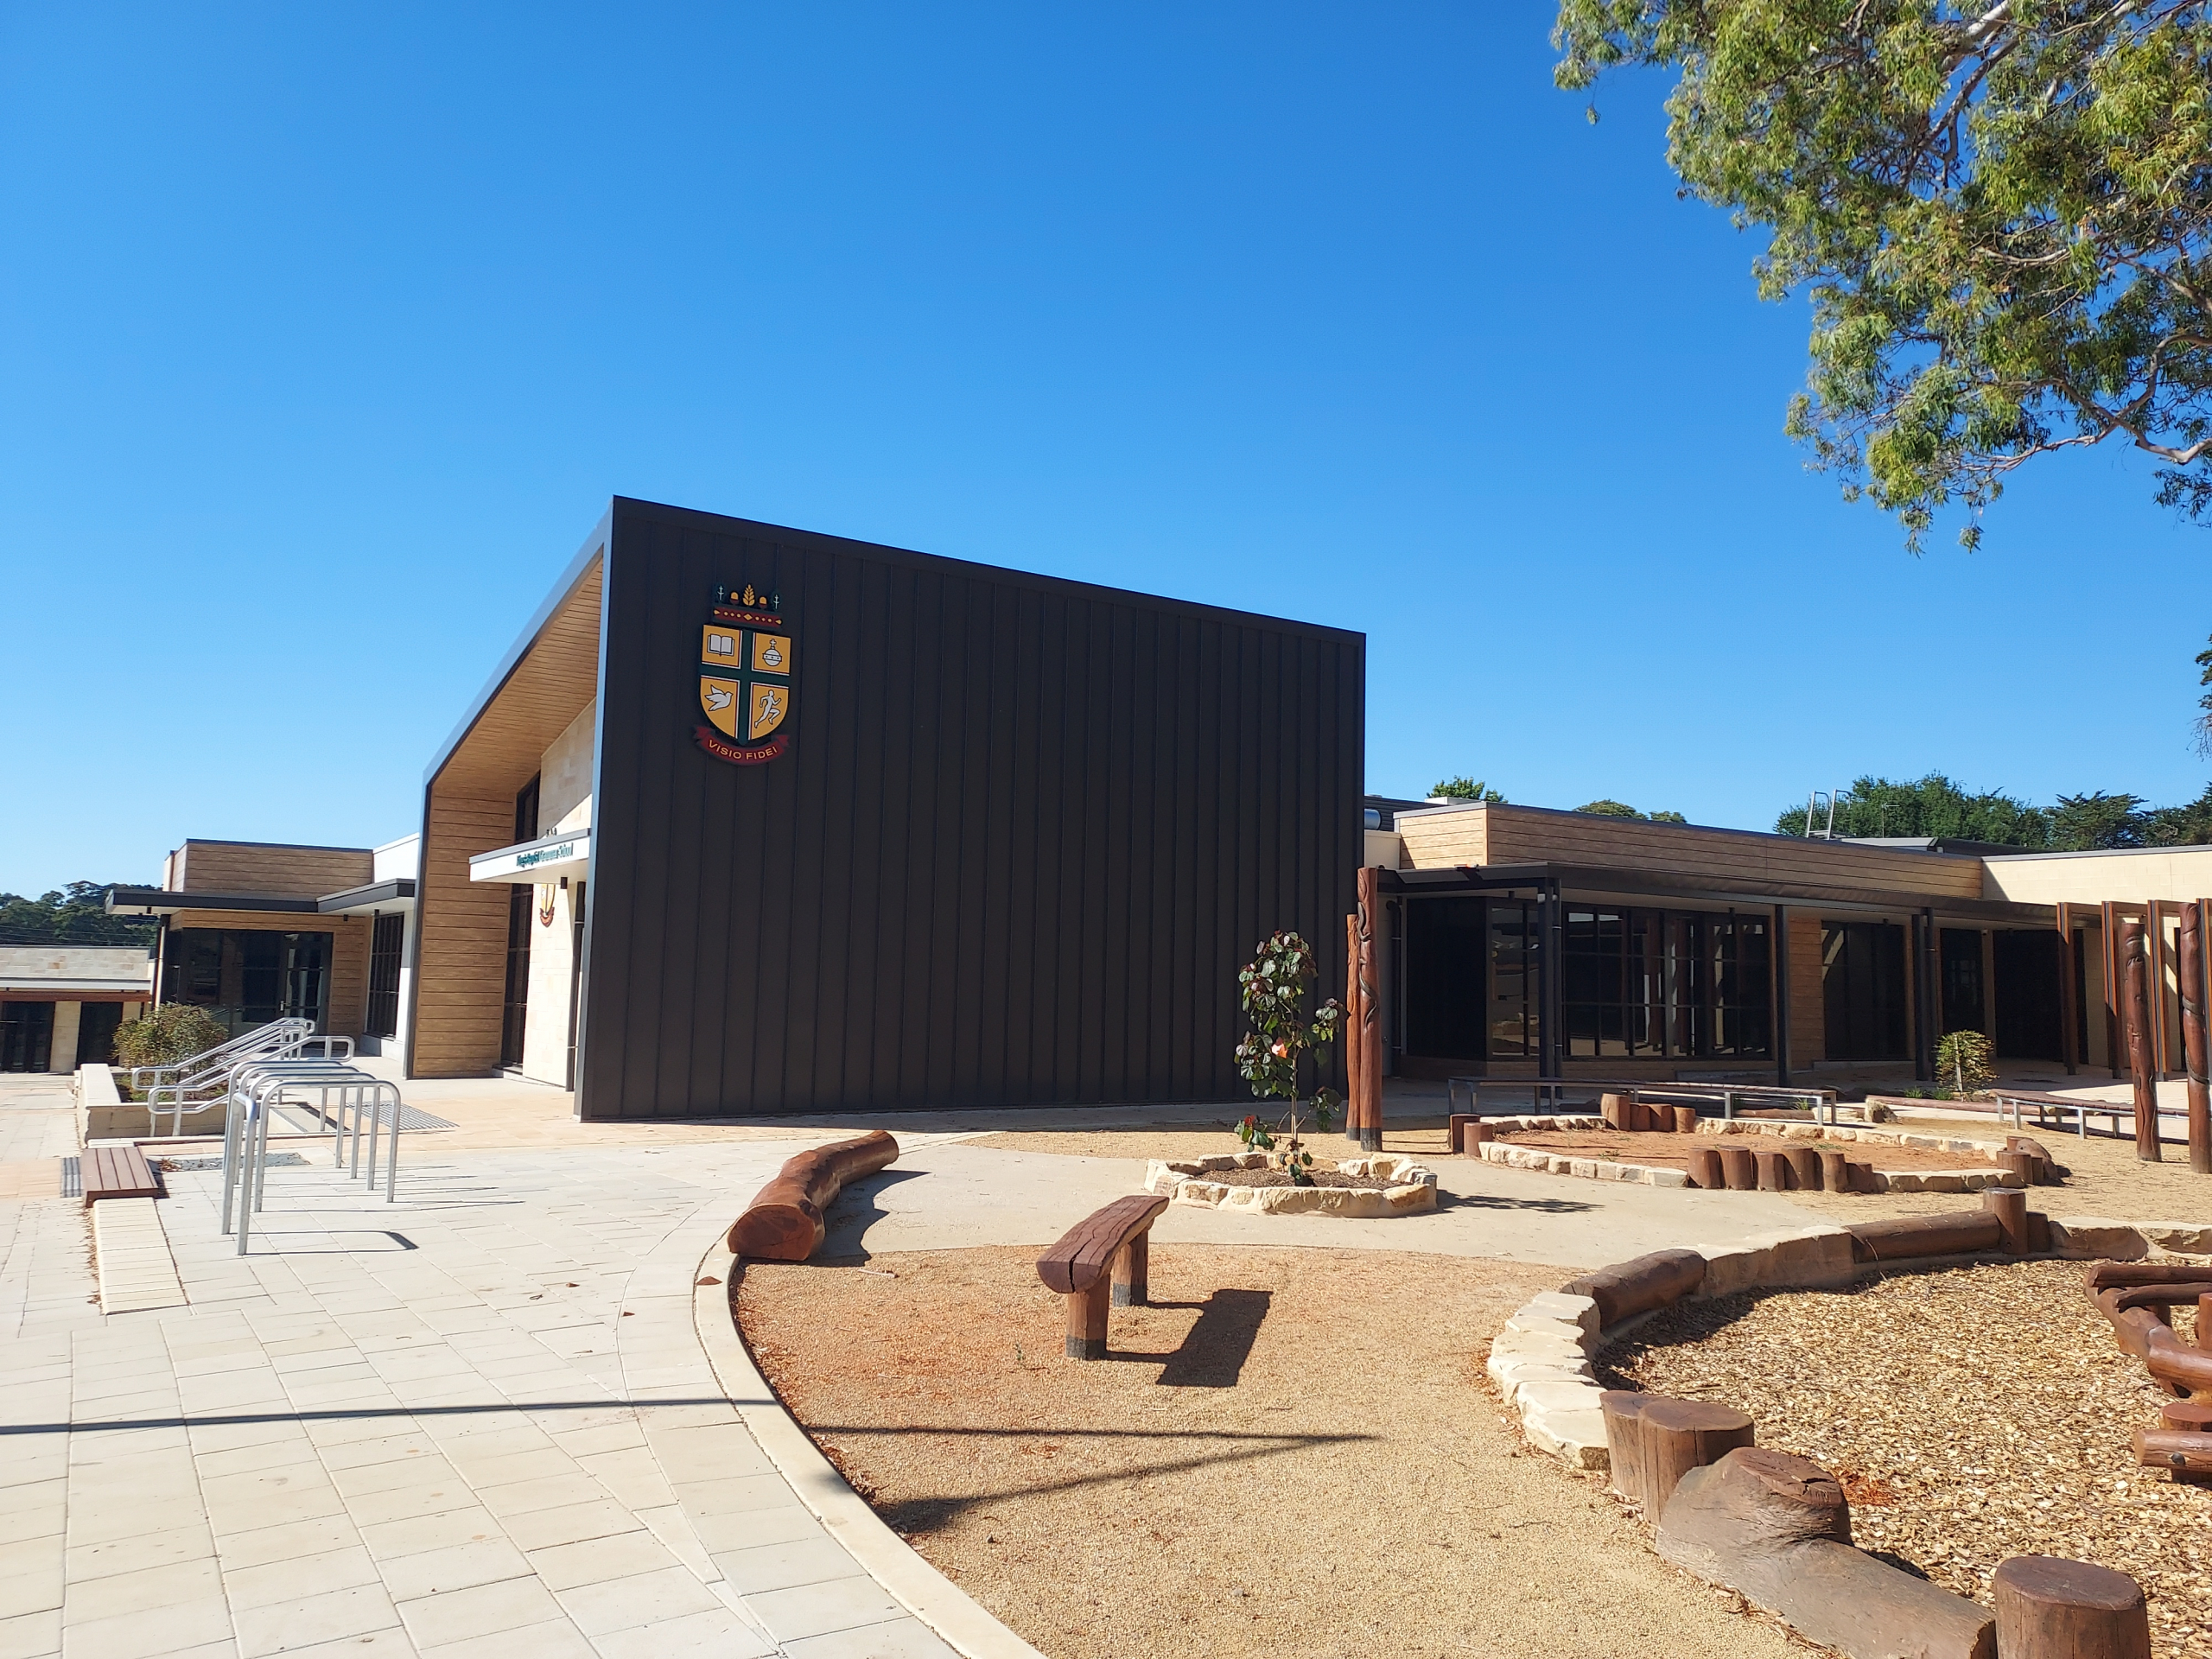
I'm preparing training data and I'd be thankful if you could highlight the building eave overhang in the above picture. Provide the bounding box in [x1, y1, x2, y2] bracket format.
[105, 887, 319, 917]
[1379, 862, 2058, 925]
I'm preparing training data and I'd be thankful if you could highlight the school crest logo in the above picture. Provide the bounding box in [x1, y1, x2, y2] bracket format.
[696, 583, 793, 766]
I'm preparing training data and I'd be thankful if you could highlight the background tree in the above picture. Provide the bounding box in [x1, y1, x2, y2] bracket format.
[1554, 2, 2212, 550]
[1428, 775, 1505, 802]
[1576, 798, 1688, 823]
[0, 884, 156, 947]
[2045, 790, 2148, 849]
[1774, 773, 2050, 842]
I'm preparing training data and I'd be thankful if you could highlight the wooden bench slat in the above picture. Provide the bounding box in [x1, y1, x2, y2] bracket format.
[1037, 1195, 1167, 1294]
[83, 1146, 160, 1205]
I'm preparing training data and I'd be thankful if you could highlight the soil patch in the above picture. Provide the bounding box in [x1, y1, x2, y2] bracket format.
[737, 1244, 1810, 1659]
[1202, 1165, 1396, 1191]
[1498, 1128, 1994, 1175]
[1602, 1259, 2212, 1658]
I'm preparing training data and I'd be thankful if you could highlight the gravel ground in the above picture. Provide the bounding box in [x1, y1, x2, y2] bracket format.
[1782, 1115, 2212, 1224]
[738, 1244, 1818, 1659]
[1602, 1259, 2212, 1658]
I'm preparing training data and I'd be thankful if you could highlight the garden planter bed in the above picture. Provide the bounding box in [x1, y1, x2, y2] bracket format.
[1144, 1151, 1438, 1216]
[1604, 1262, 2212, 1659]
[1470, 1114, 2033, 1194]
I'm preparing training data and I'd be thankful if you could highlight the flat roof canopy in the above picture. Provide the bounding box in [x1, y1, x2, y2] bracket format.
[467, 830, 591, 885]
[1382, 862, 2058, 926]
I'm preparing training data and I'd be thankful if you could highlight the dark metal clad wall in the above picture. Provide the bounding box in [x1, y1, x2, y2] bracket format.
[580, 499, 1364, 1119]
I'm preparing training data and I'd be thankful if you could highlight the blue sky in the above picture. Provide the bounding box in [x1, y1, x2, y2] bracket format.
[3, 3, 2204, 895]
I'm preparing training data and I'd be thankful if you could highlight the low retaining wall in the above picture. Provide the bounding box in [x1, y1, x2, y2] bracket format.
[1144, 1153, 1438, 1216]
[1488, 1207, 2212, 1472]
[1472, 1115, 2035, 1194]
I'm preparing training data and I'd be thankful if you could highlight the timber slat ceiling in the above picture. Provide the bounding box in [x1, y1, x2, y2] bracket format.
[435, 562, 603, 795]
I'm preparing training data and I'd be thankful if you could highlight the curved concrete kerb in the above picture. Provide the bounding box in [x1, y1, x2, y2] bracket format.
[1144, 1152, 1438, 1216]
[693, 1236, 1049, 1659]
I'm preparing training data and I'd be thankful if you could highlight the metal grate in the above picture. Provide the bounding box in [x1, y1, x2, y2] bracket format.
[58, 1156, 79, 1198]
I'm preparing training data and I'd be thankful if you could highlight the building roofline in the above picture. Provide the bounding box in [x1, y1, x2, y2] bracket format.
[1983, 843, 2212, 862]
[1389, 798, 1986, 861]
[613, 496, 1368, 646]
[423, 504, 612, 789]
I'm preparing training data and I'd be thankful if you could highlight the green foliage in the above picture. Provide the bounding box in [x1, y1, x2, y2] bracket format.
[0, 883, 155, 947]
[1232, 931, 1344, 1184]
[111, 1005, 230, 1076]
[2196, 633, 2212, 757]
[1554, 1, 2212, 550]
[1774, 773, 2050, 842]
[1576, 799, 1688, 823]
[1936, 1028, 1997, 1098]
[1429, 776, 1505, 802]
[1777, 773, 2212, 849]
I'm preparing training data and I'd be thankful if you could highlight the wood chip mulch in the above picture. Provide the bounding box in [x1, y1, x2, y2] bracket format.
[1599, 1260, 2212, 1658]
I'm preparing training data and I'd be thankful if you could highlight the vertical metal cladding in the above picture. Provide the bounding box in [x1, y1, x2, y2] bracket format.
[580, 499, 1365, 1119]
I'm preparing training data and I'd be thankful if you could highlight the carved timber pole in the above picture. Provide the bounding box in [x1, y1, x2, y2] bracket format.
[2121, 918, 2163, 1162]
[2182, 900, 2211, 1176]
[1352, 866, 1382, 1152]
[1344, 912, 1363, 1135]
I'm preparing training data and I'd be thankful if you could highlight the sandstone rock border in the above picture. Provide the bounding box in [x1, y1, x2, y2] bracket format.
[1142, 1152, 1439, 1217]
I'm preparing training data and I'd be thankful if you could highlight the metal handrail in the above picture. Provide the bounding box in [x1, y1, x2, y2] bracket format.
[1447, 1076, 1842, 1125]
[129, 1017, 312, 1090]
[145, 1028, 356, 1137]
[218, 1059, 404, 1253]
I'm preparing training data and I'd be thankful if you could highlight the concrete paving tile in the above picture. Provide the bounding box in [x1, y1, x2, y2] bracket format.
[667, 1471, 797, 1518]
[202, 1476, 350, 1535]
[586, 1605, 776, 1659]
[234, 1582, 401, 1658]
[0, 1607, 60, 1659]
[333, 1456, 463, 1500]
[357, 1505, 502, 1561]
[0, 1489, 64, 1550]
[0, 1545, 59, 1585]
[473, 1475, 605, 1520]
[496, 1501, 636, 1554]
[779, 1616, 962, 1659]
[414, 1614, 594, 1659]
[393, 1575, 563, 1649]
[543, 1422, 645, 1459]
[571, 1450, 671, 1511]
[251, 1628, 410, 1659]
[522, 1531, 674, 1594]
[744, 1575, 905, 1644]
[317, 1433, 437, 1472]
[222, 1542, 381, 1611]
[191, 1433, 320, 1479]
[207, 1512, 362, 1572]
[714, 1535, 862, 1596]
[0, 1567, 60, 1621]
[62, 1529, 213, 1585]
[340, 1480, 480, 1529]
[550, 1566, 721, 1636]
[376, 1537, 532, 1604]
[54, 1594, 232, 1659]
[439, 1448, 574, 1490]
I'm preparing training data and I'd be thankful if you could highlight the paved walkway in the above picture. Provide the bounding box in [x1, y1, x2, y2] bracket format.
[1, 1103, 987, 1659]
[0, 1069, 2105, 1659]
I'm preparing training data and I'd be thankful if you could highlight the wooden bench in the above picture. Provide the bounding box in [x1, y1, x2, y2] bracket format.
[1035, 1194, 1169, 1359]
[82, 1146, 160, 1206]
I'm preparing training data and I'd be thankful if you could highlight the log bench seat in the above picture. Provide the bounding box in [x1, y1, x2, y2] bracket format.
[1036, 1193, 1169, 1359]
[82, 1145, 160, 1206]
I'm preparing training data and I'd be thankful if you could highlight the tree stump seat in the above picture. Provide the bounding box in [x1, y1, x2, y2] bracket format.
[1036, 1194, 1171, 1359]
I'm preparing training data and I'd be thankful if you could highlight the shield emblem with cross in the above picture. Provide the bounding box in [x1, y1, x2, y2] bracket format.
[696, 583, 794, 765]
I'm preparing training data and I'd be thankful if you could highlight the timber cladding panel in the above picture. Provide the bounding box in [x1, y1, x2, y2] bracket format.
[1398, 803, 1987, 901]
[172, 842, 372, 899]
[410, 794, 521, 1077]
[581, 499, 1364, 1118]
